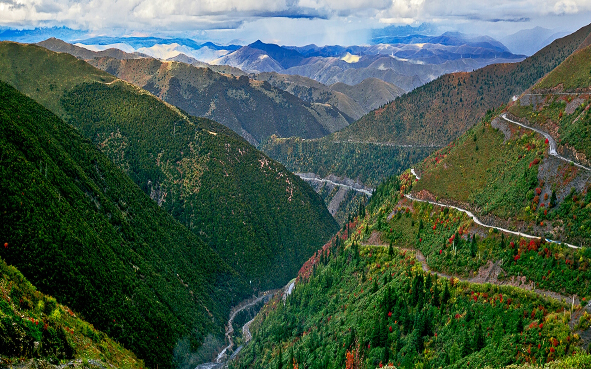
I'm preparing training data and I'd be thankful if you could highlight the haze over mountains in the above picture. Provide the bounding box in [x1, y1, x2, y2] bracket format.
[26, 27, 526, 93]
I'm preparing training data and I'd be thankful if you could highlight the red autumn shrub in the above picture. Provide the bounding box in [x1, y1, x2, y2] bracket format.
[528, 240, 538, 251]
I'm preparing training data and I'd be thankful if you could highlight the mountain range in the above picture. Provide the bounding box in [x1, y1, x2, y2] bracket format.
[261, 23, 591, 187]
[85, 56, 351, 146]
[213, 39, 524, 91]
[37, 37, 149, 60]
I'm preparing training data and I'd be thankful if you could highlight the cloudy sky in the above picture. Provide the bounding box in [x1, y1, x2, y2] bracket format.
[1, 0, 591, 45]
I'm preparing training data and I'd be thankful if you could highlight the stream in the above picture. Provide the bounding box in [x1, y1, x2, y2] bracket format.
[195, 280, 296, 369]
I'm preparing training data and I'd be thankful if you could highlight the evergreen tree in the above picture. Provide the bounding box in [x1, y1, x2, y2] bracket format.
[432, 280, 440, 307]
[441, 282, 451, 306]
[550, 189, 557, 208]
[277, 346, 283, 369]
[449, 342, 460, 363]
[411, 274, 424, 306]
[460, 329, 471, 357]
[372, 279, 379, 294]
[425, 274, 432, 292]
[379, 316, 388, 347]
[388, 241, 394, 256]
[473, 324, 485, 351]
[470, 235, 477, 257]
[514, 312, 524, 334]
[442, 350, 451, 366]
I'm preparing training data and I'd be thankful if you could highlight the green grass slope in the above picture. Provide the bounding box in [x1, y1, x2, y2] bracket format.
[261, 23, 591, 187]
[0, 81, 251, 368]
[533, 45, 591, 92]
[1, 257, 143, 368]
[0, 41, 115, 117]
[0, 42, 339, 292]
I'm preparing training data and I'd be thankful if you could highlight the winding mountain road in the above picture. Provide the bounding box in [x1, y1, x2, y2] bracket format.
[403, 193, 579, 249]
[405, 110, 591, 249]
[382, 244, 580, 306]
[500, 113, 590, 171]
[296, 173, 374, 196]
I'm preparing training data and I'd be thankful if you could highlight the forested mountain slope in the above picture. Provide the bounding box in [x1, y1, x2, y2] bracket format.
[231, 229, 591, 369]
[0, 81, 250, 368]
[86, 57, 351, 146]
[0, 42, 338, 299]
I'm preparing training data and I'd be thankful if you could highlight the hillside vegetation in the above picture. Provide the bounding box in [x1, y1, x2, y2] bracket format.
[0, 42, 339, 293]
[356, 41, 591, 308]
[0, 41, 115, 116]
[533, 45, 591, 92]
[232, 236, 585, 369]
[0, 81, 250, 368]
[234, 117, 591, 369]
[507, 45, 591, 165]
[1, 257, 143, 368]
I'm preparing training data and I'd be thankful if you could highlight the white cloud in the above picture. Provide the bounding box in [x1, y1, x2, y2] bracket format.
[554, 0, 579, 14]
[0, 0, 590, 45]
